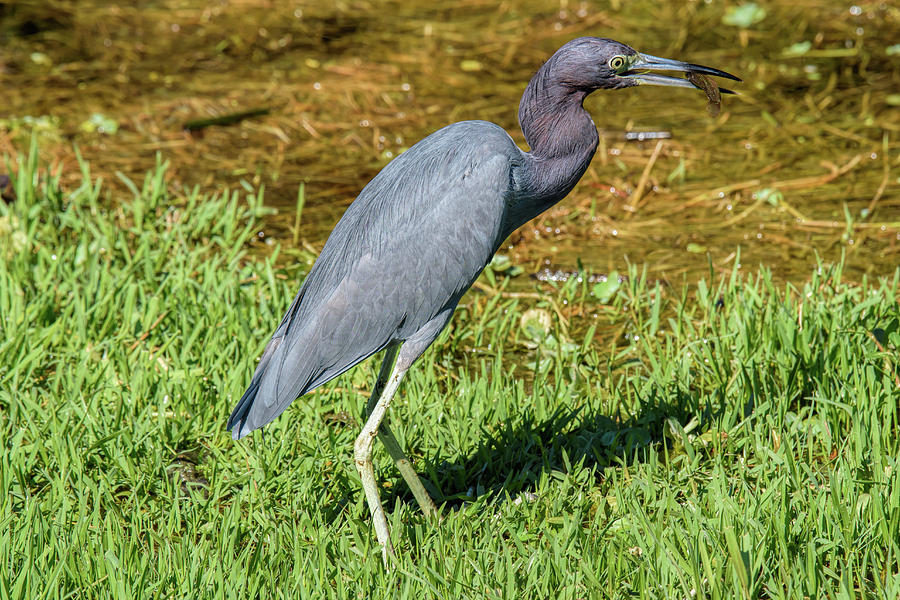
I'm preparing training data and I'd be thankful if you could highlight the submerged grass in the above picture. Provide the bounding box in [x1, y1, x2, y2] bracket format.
[1, 152, 899, 599]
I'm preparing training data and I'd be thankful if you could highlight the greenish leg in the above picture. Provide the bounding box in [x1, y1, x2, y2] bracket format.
[366, 345, 438, 518]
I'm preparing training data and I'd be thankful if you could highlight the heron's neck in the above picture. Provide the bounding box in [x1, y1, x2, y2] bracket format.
[508, 73, 599, 231]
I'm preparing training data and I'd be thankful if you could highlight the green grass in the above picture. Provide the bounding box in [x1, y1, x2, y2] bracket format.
[1, 148, 898, 599]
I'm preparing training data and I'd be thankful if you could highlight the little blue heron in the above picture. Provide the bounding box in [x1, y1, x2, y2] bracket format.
[227, 37, 739, 557]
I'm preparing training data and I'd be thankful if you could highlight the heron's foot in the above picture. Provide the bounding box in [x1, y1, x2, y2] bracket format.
[355, 432, 395, 565]
[424, 503, 445, 525]
[356, 455, 395, 564]
[380, 535, 395, 568]
[413, 485, 439, 520]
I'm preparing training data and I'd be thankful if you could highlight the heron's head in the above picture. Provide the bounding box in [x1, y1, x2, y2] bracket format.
[548, 37, 740, 94]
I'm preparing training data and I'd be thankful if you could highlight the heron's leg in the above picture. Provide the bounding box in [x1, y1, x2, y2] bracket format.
[355, 310, 454, 561]
[366, 344, 399, 409]
[354, 347, 408, 560]
[376, 424, 438, 517]
[365, 346, 438, 518]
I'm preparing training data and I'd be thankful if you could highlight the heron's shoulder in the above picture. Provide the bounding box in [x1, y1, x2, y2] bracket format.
[353, 120, 518, 198]
[424, 120, 518, 151]
[380, 120, 520, 182]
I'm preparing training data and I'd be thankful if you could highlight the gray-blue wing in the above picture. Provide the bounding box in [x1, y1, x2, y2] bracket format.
[227, 121, 518, 439]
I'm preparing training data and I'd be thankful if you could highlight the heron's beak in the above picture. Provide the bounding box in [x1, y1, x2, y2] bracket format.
[622, 53, 741, 95]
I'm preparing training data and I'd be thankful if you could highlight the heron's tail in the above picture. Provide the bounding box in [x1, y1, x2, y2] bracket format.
[226, 375, 262, 440]
[226, 332, 290, 440]
[227, 287, 308, 440]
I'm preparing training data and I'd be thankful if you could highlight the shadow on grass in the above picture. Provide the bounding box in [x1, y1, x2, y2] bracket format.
[376, 385, 718, 515]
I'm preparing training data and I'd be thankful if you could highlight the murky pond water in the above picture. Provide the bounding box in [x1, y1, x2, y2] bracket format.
[2, 1, 898, 285]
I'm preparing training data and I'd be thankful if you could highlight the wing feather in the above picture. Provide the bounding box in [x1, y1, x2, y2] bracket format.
[228, 121, 520, 438]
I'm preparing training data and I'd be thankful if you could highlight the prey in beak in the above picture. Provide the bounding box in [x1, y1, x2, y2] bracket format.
[621, 52, 742, 95]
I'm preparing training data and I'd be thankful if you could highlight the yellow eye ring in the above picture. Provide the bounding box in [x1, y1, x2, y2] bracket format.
[608, 56, 626, 70]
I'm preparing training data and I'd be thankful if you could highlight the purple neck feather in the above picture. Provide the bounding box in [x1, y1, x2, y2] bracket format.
[507, 58, 600, 231]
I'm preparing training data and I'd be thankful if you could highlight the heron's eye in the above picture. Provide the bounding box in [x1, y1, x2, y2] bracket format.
[608, 55, 626, 71]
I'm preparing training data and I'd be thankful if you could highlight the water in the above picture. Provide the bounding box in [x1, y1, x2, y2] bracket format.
[2, 0, 897, 285]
